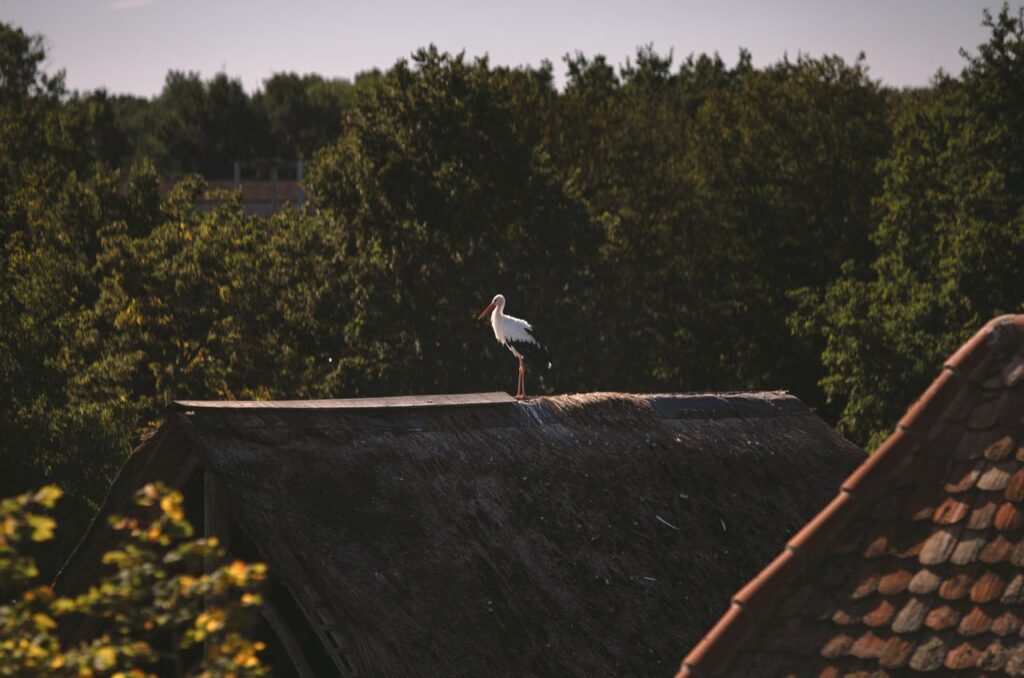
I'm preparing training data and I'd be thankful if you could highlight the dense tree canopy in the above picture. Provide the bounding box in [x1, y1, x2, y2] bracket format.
[794, 5, 1024, 446]
[1, 6, 1023, 576]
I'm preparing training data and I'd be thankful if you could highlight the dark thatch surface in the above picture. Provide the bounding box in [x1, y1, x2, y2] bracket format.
[57, 391, 863, 677]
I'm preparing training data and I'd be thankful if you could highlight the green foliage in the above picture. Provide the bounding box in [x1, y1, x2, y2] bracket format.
[0, 484, 268, 677]
[88, 172, 345, 406]
[307, 47, 600, 394]
[255, 72, 356, 159]
[794, 5, 1024, 446]
[689, 54, 891, 415]
[81, 69, 368, 175]
[3, 6, 1024, 579]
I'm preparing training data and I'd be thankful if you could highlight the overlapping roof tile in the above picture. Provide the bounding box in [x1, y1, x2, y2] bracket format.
[677, 315, 1024, 677]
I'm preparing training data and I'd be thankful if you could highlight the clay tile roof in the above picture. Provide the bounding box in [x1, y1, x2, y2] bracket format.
[677, 315, 1024, 677]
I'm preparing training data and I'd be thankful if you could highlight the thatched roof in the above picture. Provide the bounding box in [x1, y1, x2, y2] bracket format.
[678, 315, 1024, 677]
[58, 391, 862, 677]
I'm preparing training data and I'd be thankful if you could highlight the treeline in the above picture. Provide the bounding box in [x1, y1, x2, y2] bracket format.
[77, 70, 377, 176]
[2, 7, 1023, 576]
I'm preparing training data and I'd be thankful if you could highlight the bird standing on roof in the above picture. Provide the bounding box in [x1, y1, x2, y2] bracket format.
[477, 294, 551, 399]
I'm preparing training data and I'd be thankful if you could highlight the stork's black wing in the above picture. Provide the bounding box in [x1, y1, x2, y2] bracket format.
[507, 325, 551, 369]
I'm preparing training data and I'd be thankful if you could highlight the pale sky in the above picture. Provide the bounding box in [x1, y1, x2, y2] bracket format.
[0, 0, 1009, 96]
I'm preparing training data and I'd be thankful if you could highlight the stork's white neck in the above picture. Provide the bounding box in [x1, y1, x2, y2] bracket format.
[490, 298, 509, 342]
[491, 297, 506, 317]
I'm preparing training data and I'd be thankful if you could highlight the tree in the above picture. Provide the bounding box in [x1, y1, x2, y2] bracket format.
[307, 47, 602, 396]
[795, 5, 1024, 447]
[0, 483, 268, 676]
[255, 72, 354, 160]
[550, 48, 754, 391]
[688, 54, 891, 410]
[148, 71, 267, 176]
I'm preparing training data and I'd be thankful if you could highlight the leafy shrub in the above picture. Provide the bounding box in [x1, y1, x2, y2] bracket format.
[0, 483, 268, 677]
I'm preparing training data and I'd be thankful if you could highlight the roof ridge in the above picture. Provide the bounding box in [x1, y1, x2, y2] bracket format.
[170, 390, 803, 413]
[171, 392, 516, 410]
[675, 313, 1024, 678]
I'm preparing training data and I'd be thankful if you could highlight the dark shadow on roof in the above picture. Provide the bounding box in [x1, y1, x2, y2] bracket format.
[57, 390, 863, 677]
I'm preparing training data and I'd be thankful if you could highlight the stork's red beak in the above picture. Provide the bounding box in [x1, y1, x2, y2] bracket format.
[476, 302, 495, 320]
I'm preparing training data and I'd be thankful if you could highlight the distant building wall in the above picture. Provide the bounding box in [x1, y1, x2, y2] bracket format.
[161, 160, 307, 215]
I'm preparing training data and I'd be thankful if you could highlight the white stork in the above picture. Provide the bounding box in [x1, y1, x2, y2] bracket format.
[477, 293, 551, 399]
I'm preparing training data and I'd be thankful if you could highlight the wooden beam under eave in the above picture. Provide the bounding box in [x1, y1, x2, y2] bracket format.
[261, 598, 318, 678]
[204, 470, 231, 554]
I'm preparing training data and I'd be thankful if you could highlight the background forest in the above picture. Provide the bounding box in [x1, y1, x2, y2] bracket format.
[2, 7, 1023, 577]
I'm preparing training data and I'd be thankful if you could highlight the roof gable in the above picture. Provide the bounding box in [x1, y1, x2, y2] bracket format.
[678, 315, 1024, 677]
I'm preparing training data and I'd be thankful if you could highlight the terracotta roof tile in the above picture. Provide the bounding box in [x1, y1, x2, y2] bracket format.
[830, 600, 866, 626]
[924, 604, 961, 631]
[876, 567, 912, 596]
[848, 630, 887, 659]
[862, 530, 890, 559]
[919, 526, 960, 565]
[890, 596, 928, 633]
[1008, 646, 1024, 678]
[907, 568, 942, 594]
[958, 605, 994, 636]
[862, 597, 898, 627]
[986, 435, 1018, 461]
[878, 635, 916, 669]
[1006, 468, 1024, 501]
[849, 572, 879, 600]
[968, 496, 1000, 529]
[979, 639, 1010, 672]
[819, 633, 854, 659]
[1002, 573, 1024, 604]
[946, 460, 983, 493]
[939, 568, 978, 600]
[971, 571, 1007, 602]
[677, 316, 1024, 678]
[950, 529, 987, 564]
[996, 502, 1024, 530]
[903, 486, 938, 521]
[1002, 355, 1024, 386]
[932, 495, 970, 524]
[945, 639, 986, 669]
[909, 635, 949, 671]
[1010, 539, 1024, 566]
[886, 522, 929, 559]
[992, 610, 1024, 636]
[978, 461, 1016, 490]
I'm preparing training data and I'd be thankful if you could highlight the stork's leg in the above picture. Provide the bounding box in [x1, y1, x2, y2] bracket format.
[516, 358, 525, 399]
